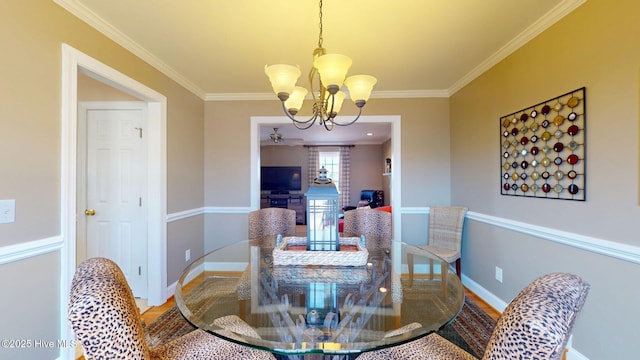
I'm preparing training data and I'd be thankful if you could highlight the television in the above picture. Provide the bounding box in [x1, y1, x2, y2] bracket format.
[261, 166, 302, 193]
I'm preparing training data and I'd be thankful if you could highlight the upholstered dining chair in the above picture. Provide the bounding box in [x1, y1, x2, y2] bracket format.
[69, 257, 275, 360]
[357, 272, 590, 360]
[342, 208, 392, 245]
[409, 206, 467, 282]
[248, 207, 297, 239]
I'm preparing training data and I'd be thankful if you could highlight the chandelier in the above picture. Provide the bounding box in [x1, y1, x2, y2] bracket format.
[264, 0, 377, 131]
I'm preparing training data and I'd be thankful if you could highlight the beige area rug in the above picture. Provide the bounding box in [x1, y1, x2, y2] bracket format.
[145, 276, 496, 357]
[145, 276, 239, 348]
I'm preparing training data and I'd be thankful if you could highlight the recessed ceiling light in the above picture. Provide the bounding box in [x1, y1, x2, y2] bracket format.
[366, 132, 374, 136]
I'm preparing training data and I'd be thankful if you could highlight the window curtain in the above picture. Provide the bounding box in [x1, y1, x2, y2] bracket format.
[339, 146, 351, 210]
[307, 146, 319, 184]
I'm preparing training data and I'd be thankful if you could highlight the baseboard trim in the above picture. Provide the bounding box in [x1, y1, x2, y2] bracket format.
[461, 274, 509, 313]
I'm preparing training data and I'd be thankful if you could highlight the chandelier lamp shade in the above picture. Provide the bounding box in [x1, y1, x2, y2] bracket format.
[264, 0, 377, 131]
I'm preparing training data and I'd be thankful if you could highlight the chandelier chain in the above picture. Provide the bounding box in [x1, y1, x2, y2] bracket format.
[318, 0, 324, 49]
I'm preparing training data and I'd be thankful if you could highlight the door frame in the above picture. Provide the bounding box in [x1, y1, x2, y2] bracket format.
[77, 101, 149, 297]
[250, 115, 402, 241]
[60, 44, 167, 357]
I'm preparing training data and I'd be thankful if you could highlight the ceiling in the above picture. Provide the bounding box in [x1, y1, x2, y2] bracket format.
[56, 0, 582, 144]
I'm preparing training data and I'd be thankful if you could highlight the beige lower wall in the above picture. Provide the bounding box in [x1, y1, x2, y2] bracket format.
[167, 216, 205, 285]
[0, 252, 61, 360]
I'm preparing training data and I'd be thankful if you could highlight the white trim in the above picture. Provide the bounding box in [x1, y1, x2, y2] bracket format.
[165, 205, 640, 267]
[165, 206, 252, 222]
[53, 0, 205, 99]
[0, 237, 63, 265]
[401, 206, 430, 215]
[466, 211, 640, 265]
[448, 0, 587, 95]
[204, 89, 450, 102]
[166, 207, 206, 222]
[204, 261, 248, 272]
[398, 208, 640, 265]
[55, 0, 584, 102]
[61, 44, 168, 360]
[567, 346, 589, 360]
[461, 274, 509, 313]
[204, 206, 253, 214]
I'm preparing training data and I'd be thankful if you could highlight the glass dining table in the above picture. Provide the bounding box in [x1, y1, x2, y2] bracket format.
[175, 236, 464, 357]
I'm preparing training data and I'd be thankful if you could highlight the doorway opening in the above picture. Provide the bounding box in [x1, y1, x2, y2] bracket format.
[250, 116, 402, 241]
[60, 43, 168, 358]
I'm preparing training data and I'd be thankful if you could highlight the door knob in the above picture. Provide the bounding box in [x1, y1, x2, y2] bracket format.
[85, 209, 96, 216]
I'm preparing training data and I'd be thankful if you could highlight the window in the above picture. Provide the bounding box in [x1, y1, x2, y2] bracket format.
[319, 151, 340, 189]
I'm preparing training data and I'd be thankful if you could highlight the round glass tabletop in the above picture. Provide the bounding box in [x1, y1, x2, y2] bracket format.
[175, 237, 464, 356]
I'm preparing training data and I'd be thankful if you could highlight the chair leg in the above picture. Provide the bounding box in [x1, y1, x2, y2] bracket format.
[429, 259, 434, 280]
[455, 258, 461, 279]
[441, 261, 448, 297]
[407, 253, 414, 287]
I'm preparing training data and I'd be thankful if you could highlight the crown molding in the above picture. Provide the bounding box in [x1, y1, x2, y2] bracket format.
[204, 92, 274, 101]
[371, 90, 450, 99]
[55, 0, 585, 102]
[204, 89, 450, 102]
[53, 0, 207, 99]
[448, 0, 586, 95]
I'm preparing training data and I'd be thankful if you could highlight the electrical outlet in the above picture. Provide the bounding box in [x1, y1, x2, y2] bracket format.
[0, 199, 16, 224]
[495, 266, 503, 283]
[185, 249, 191, 262]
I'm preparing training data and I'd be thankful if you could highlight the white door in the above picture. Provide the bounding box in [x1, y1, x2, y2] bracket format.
[80, 102, 148, 297]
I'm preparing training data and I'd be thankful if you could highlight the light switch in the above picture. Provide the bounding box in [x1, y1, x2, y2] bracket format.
[0, 199, 16, 224]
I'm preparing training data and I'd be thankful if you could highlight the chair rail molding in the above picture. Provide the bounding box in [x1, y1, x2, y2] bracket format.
[466, 211, 640, 265]
[0, 236, 63, 265]
[399, 207, 640, 265]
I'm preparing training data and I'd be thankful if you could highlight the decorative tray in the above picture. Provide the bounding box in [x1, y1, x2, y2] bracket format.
[271, 266, 370, 284]
[272, 236, 369, 266]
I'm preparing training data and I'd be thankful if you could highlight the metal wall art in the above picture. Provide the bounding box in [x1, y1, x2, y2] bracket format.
[500, 87, 586, 201]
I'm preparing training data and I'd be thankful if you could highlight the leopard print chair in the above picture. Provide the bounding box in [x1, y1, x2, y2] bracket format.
[248, 207, 297, 239]
[69, 257, 275, 360]
[342, 208, 392, 246]
[241, 208, 297, 302]
[357, 272, 590, 360]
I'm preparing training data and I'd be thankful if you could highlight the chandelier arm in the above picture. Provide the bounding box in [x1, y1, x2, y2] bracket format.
[330, 107, 364, 127]
[293, 119, 317, 130]
[280, 101, 320, 130]
[322, 119, 335, 131]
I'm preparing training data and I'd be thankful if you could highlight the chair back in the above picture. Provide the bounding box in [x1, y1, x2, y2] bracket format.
[428, 206, 467, 251]
[69, 258, 150, 359]
[343, 208, 392, 244]
[482, 272, 590, 360]
[249, 207, 297, 239]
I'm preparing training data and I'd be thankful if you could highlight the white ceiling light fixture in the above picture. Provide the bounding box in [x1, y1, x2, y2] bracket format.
[270, 127, 284, 143]
[264, 0, 377, 131]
